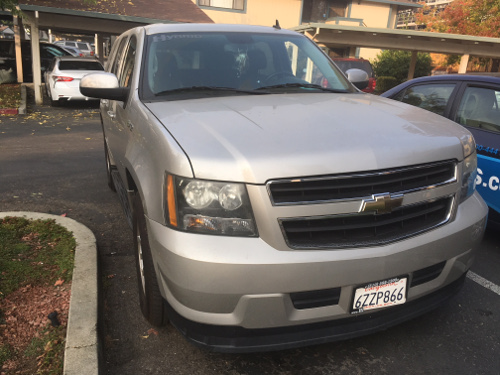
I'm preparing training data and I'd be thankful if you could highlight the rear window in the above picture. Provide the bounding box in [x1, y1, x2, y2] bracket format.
[77, 43, 89, 51]
[333, 60, 374, 78]
[58, 60, 104, 70]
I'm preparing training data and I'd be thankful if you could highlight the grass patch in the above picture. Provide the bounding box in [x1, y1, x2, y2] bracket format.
[0, 217, 75, 374]
[0, 83, 21, 109]
[25, 326, 66, 375]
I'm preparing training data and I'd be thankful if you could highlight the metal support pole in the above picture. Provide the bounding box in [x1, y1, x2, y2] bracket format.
[408, 51, 418, 81]
[459, 54, 470, 74]
[13, 15, 24, 83]
[28, 11, 43, 105]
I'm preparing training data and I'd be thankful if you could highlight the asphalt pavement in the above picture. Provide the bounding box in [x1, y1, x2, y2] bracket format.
[1, 87, 499, 375]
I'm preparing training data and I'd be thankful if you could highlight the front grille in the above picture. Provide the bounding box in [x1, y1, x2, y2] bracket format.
[268, 161, 456, 205]
[280, 197, 453, 249]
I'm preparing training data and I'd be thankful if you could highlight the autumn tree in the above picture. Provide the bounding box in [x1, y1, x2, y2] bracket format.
[0, 0, 19, 15]
[416, 0, 500, 38]
[416, 0, 500, 71]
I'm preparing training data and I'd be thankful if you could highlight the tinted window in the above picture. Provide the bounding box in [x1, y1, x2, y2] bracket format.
[77, 43, 89, 51]
[110, 37, 128, 76]
[42, 45, 70, 58]
[119, 36, 136, 88]
[400, 83, 455, 115]
[456, 86, 500, 133]
[58, 60, 104, 70]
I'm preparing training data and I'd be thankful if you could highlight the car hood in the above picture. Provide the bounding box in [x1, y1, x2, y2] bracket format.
[145, 93, 469, 183]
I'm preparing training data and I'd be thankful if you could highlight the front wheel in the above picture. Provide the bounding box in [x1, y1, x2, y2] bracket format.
[133, 193, 167, 326]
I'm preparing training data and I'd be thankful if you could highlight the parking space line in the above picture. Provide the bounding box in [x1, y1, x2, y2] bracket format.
[467, 271, 500, 296]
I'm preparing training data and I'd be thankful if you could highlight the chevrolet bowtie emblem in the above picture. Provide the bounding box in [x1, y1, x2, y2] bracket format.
[359, 193, 404, 214]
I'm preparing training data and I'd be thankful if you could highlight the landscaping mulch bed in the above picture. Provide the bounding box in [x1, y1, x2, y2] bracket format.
[0, 217, 75, 375]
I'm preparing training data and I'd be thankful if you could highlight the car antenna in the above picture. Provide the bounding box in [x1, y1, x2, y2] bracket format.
[273, 20, 281, 30]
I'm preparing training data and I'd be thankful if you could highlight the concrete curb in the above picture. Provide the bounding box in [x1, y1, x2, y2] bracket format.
[0, 212, 99, 375]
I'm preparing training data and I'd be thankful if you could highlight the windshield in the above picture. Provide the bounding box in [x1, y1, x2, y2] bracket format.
[141, 32, 354, 100]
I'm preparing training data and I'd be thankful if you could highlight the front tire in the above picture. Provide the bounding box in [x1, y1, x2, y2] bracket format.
[133, 193, 167, 326]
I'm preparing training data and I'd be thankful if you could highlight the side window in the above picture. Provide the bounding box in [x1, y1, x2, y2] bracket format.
[400, 83, 456, 116]
[118, 36, 136, 88]
[109, 37, 129, 76]
[456, 86, 500, 133]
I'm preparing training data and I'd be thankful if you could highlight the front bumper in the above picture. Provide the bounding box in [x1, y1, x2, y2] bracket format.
[146, 192, 487, 350]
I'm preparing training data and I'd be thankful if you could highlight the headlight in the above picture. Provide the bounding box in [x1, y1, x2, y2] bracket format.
[460, 133, 476, 158]
[459, 152, 477, 203]
[164, 174, 257, 237]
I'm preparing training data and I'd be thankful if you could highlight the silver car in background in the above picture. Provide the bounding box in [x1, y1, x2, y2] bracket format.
[80, 23, 488, 352]
[55, 40, 94, 57]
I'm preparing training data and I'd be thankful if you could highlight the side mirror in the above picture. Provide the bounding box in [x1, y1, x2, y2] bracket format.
[80, 72, 129, 101]
[345, 68, 369, 91]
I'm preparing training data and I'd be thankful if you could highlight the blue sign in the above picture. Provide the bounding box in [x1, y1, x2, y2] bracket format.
[476, 154, 500, 215]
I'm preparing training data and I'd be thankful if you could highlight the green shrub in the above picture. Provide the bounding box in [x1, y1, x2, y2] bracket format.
[375, 76, 398, 93]
[372, 50, 433, 85]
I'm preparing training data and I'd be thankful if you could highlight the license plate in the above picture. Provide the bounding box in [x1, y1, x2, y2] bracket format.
[352, 277, 407, 313]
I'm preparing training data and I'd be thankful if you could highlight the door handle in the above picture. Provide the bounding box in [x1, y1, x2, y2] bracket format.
[107, 110, 115, 119]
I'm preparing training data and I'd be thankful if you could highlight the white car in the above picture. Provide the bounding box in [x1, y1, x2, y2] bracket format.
[45, 56, 104, 106]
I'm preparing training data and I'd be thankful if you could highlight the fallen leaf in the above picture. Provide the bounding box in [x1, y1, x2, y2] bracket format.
[54, 279, 64, 286]
[60, 213, 67, 217]
[147, 328, 158, 336]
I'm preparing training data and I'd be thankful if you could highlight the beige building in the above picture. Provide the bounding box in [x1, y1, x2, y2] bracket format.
[192, 0, 422, 59]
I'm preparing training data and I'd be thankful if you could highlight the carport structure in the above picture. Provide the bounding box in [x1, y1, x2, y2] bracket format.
[292, 23, 500, 80]
[10, 0, 213, 104]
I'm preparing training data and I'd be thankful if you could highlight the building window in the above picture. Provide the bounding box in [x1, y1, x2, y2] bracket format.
[301, 0, 349, 23]
[328, 0, 349, 18]
[199, 0, 244, 11]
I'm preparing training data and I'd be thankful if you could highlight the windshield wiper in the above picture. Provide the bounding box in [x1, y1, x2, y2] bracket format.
[256, 83, 348, 93]
[155, 86, 269, 96]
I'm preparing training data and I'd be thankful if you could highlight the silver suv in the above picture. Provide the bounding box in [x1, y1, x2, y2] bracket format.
[80, 24, 488, 352]
[55, 40, 94, 57]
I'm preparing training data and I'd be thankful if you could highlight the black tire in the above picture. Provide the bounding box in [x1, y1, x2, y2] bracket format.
[133, 193, 167, 326]
[104, 142, 116, 192]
